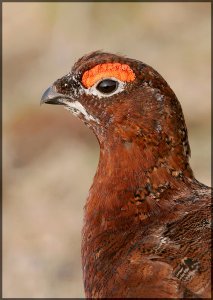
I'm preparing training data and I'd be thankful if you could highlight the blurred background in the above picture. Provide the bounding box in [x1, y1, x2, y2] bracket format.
[3, 2, 211, 298]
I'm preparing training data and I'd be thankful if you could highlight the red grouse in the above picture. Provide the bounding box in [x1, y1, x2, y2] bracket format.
[41, 51, 211, 298]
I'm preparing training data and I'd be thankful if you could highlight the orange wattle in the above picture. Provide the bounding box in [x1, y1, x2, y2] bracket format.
[82, 63, 135, 88]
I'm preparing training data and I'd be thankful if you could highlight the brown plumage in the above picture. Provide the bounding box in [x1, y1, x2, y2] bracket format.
[41, 51, 211, 298]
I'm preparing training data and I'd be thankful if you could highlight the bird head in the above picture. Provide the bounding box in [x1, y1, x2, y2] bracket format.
[41, 51, 190, 159]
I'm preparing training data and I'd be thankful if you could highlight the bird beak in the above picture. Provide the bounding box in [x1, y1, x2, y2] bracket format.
[40, 85, 70, 105]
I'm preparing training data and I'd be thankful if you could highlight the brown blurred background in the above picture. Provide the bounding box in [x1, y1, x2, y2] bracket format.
[3, 3, 211, 298]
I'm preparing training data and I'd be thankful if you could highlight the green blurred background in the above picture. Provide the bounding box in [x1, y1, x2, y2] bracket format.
[3, 3, 211, 298]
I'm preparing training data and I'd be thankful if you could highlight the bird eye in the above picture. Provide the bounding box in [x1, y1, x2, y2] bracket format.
[96, 79, 118, 94]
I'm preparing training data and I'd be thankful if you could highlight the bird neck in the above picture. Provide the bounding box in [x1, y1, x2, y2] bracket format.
[83, 135, 194, 231]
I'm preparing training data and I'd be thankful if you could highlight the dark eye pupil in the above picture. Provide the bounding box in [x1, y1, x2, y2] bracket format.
[96, 79, 118, 94]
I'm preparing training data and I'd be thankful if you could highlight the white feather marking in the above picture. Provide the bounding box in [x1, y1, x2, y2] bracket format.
[64, 100, 100, 124]
[155, 93, 164, 101]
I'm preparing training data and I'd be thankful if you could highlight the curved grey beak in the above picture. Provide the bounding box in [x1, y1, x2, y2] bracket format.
[40, 86, 70, 105]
